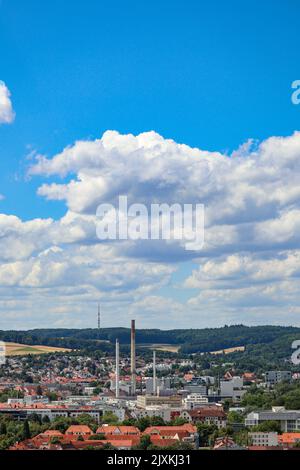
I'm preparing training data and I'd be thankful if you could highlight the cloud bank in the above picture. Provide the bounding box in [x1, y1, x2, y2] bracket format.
[2, 130, 300, 328]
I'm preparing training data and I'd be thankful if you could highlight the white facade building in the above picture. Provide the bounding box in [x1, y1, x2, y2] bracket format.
[183, 393, 209, 409]
[246, 407, 300, 432]
[220, 376, 246, 401]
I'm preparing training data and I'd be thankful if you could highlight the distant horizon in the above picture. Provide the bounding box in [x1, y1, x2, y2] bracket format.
[1, 323, 300, 332]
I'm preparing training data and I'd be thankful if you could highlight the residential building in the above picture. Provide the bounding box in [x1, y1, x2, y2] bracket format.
[134, 406, 172, 422]
[249, 432, 278, 447]
[97, 425, 140, 436]
[181, 406, 226, 428]
[143, 423, 197, 446]
[220, 376, 246, 400]
[265, 371, 292, 386]
[278, 433, 300, 447]
[65, 425, 92, 438]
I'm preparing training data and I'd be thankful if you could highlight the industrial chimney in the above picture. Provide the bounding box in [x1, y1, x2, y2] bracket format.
[131, 319, 136, 395]
[115, 338, 120, 398]
[153, 350, 157, 395]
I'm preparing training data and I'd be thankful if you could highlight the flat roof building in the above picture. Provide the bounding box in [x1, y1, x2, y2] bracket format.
[136, 394, 182, 409]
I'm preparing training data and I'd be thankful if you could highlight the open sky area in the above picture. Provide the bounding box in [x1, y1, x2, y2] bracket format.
[1, 0, 300, 329]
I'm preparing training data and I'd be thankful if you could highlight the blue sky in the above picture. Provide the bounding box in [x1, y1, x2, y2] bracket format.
[1, 0, 300, 329]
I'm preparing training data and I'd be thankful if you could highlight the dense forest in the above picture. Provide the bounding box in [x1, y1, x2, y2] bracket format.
[1, 325, 300, 360]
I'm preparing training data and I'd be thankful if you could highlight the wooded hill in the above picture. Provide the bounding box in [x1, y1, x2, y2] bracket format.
[1, 324, 300, 357]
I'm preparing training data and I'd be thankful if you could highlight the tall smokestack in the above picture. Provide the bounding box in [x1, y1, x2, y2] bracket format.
[153, 350, 156, 395]
[131, 319, 136, 395]
[115, 339, 120, 398]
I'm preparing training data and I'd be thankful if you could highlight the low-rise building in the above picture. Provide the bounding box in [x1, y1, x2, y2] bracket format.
[134, 406, 172, 422]
[0, 402, 125, 423]
[278, 433, 300, 447]
[246, 407, 300, 432]
[181, 406, 226, 428]
[183, 393, 209, 409]
[265, 371, 291, 386]
[65, 425, 93, 438]
[220, 376, 246, 401]
[136, 394, 182, 409]
[97, 425, 140, 436]
[249, 432, 278, 447]
[143, 423, 197, 446]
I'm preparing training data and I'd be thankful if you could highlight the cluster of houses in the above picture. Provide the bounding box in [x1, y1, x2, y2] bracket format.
[9, 423, 198, 450]
[10, 422, 300, 450]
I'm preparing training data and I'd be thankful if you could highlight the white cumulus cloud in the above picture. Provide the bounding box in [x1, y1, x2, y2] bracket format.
[0, 81, 15, 124]
[2, 129, 300, 328]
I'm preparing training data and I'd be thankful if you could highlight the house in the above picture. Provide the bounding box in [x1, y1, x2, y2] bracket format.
[104, 439, 137, 450]
[278, 433, 300, 446]
[70, 438, 139, 450]
[184, 374, 194, 382]
[143, 423, 197, 444]
[9, 429, 140, 451]
[10, 440, 64, 451]
[181, 406, 226, 428]
[65, 425, 92, 438]
[10, 423, 198, 451]
[149, 436, 180, 448]
[96, 425, 140, 436]
[243, 372, 256, 382]
[224, 371, 234, 380]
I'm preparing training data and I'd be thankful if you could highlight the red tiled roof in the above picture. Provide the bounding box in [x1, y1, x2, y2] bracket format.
[104, 435, 140, 445]
[144, 424, 196, 435]
[42, 430, 64, 437]
[188, 407, 226, 418]
[65, 425, 92, 435]
[72, 439, 137, 449]
[150, 437, 179, 448]
[279, 433, 300, 444]
[184, 374, 194, 382]
[97, 425, 140, 435]
[105, 439, 136, 448]
[243, 372, 256, 379]
[214, 437, 237, 449]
